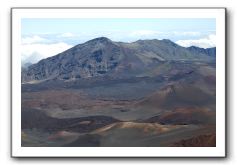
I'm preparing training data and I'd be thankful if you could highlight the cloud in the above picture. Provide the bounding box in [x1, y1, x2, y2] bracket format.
[21, 35, 47, 44]
[21, 42, 73, 64]
[172, 31, 201, 36]
[175, 34, 216, 48]
[57, 32, 75, 38]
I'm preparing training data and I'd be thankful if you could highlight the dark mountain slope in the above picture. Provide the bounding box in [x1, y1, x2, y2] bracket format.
[187, 46, 216, 57]
[22, 37, 215, 83]
[122, 39, 214, 61]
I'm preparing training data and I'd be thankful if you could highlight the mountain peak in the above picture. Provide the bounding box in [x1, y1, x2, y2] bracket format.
[187, 46, 204, 50]
[161, 39, 172, 42]
[86, 37, 112, 44]
[161, 39, 179, 47]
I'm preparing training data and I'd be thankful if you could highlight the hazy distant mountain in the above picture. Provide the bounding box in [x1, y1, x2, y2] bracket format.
[22, 37, 215, 83]
[22, 62, 33, 69]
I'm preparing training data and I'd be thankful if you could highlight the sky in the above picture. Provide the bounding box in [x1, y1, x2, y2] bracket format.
[21, 18, 216, 64]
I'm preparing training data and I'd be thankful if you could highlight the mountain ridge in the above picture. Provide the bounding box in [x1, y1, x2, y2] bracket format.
[22, 37, 215, 83]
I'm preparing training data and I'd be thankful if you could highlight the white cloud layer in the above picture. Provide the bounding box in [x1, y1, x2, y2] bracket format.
[175, 34, 216, 48]
[21, 42, 73, 64]
[172, 31, 201, 36]
[22, 35, 47, 44]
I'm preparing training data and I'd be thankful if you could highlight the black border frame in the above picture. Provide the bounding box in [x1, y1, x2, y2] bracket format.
[10, 7, 227, 158]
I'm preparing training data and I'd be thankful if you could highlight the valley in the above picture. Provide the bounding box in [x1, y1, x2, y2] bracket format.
[21, 37, 216, 147]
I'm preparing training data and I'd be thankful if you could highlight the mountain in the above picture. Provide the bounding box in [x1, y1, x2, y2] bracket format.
[22, 37, 215, 83]
[187, 46, 216, 57]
